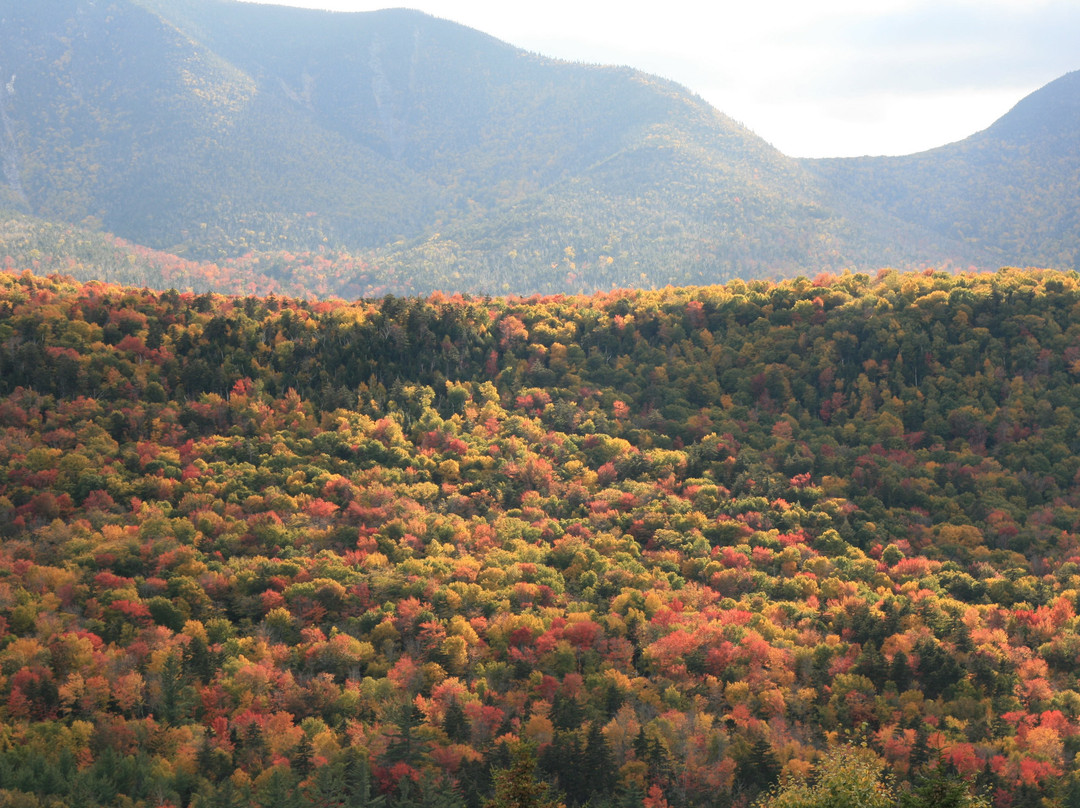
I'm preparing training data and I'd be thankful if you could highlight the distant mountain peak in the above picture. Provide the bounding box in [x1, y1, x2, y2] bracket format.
[978, 69, 1080, 146]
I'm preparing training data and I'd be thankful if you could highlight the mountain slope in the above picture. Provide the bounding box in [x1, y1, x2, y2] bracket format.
[0, 0, 435, 256]
[2, 0, 1076, 296]
[805, 71, 1080, 271]
[0, 0, 967, 294]
[369, 84, 982, 294]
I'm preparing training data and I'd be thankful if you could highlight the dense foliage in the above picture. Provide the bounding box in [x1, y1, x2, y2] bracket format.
[0, 213, 400, 299]
[2, 267, 1080, 807]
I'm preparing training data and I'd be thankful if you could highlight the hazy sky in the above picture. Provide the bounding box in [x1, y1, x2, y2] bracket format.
[243, 0, 1080, 158]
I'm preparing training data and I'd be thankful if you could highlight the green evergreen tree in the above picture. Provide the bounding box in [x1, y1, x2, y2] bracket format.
[395, 770, 465, 808]
[551, 692, 584, 731]
[293, 734, 315, 780]
[443, 697, 470, 743]
[157, 650, 195, 725]
[737, 738, 782, 797]
[541, 730, 584, 805]
[909, 728, 931, 772]
[582, 721, 616, 800]
[384, 701, 428, 767]
[342, 748, 385, 808]
[889, 651, 912, 692]
[302, 761, 348, 808]
[256, 766, 301, 808]
[897, 763, 989, 808]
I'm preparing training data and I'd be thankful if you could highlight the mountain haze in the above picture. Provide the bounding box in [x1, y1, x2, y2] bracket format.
[0, 0, 1076, 295]
[805, 70, 1080, 273]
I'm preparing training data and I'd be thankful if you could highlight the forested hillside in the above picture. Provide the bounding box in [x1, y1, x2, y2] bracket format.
[0, 212, 399, 298]
[2, 267, 1080, 807]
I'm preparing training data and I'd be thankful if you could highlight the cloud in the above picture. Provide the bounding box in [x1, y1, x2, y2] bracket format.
[691, 0, 1080, 155]
[794, 0, 1080, 96]
[240, 0, 1080, 157]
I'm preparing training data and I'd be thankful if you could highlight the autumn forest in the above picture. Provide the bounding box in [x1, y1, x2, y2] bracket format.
[1, 268, 1080, 807]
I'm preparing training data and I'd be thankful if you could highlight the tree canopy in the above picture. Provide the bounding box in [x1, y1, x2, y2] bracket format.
[0, 267, 1079, 807]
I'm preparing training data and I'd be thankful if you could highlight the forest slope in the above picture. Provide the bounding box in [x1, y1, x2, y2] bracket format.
[1, 268, 1080, 806]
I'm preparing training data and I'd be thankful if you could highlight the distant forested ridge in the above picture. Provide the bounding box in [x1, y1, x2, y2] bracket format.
[2, 267, 1080, 806]
[806, 70, 1080, 275]
[0, 1, 1078, 294]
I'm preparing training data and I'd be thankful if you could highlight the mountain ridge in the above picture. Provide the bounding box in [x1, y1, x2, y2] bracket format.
[803, 70, 1080, 272]
[0, 0, 1076, 295]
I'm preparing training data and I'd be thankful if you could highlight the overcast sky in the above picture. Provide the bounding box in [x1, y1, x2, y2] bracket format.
[243, 0, 1080, 158]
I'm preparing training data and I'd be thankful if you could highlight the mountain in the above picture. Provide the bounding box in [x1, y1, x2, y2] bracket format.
[0, 0, 971, 295]
[804, 71, 1080, 272]
[0, 0, 432, 255]
[0, 0, 1075, 296]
